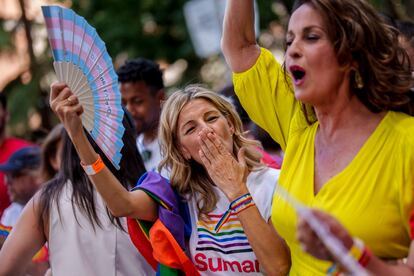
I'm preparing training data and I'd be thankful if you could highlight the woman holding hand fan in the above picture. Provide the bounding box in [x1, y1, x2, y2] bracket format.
[47, 83, 290, 276]
[0, 92, 153, 276]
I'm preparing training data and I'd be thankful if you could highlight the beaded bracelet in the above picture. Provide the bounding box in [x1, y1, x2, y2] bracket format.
[351, 238, 372, 267]
[215, 192, 255, 232]
[326, 238, 372, 275]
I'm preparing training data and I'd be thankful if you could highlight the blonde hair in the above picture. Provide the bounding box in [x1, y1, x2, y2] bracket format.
[158, 85, 263, 216]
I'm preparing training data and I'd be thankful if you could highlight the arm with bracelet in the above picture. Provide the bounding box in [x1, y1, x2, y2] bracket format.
[297, 209, 414, 276]
[51, 82, 292, 275]
[197, 128, 290, 275]
[49, 82, 158, 221]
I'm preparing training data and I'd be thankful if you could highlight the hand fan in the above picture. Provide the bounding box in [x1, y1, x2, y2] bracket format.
[274, 185, 369, 276]
[42, 5, 124, 170]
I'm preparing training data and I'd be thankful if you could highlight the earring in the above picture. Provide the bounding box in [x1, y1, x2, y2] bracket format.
[354, 69, 364, 89]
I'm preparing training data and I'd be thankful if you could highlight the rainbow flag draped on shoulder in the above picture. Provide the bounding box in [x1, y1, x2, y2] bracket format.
[127, 172, 200, 276]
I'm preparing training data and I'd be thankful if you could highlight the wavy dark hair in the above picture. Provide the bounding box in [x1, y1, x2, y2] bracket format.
[39, 112, 146, 230]
[288, 0, 414, 117]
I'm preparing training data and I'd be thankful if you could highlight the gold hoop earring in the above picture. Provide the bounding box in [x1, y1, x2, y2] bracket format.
[354, 69, 364, 89]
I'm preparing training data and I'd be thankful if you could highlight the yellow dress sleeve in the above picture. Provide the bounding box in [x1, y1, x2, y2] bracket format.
[232, 48, 300, 151]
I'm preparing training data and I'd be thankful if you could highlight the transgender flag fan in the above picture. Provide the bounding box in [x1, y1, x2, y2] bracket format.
[42, 6, 124, 169]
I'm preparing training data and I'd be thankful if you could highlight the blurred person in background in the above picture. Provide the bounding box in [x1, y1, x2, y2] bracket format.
[117, 58, 165, 173]
[0, 94, 32, 218]
[39, 124, 64, 183]
[0, 146, 47, 276]
[0, 146, 41, 233]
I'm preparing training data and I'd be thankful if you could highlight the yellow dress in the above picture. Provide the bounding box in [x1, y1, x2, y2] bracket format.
[233, 48, 414, 275]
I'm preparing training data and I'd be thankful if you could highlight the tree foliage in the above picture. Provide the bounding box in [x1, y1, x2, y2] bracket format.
[0, 0, 412, 139]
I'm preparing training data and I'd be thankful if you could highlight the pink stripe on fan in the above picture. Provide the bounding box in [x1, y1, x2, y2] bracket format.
[44, 17, 60, 28]
[84, 44, 104, 72]
[49, 38, 64, 51]
[78, 33, 95, 61]
[72, 25, 84, 54]
[45, 27, 63, 41]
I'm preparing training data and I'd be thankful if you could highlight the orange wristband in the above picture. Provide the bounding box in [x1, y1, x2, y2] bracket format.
[81, 155, 105, 175]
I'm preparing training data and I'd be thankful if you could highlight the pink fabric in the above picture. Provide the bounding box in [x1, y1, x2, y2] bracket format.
[258, 147, 282, 169]
[0, 137, 32, 217]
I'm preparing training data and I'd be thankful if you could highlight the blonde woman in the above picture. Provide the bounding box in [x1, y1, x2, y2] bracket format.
[48, 83, 290, 276]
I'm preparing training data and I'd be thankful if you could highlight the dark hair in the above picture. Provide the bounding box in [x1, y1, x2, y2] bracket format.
[289, 0, 414, 116]
[0, 93, 6, 110]
[117, 58, 164, 93]
[40, 124, 64, 182]
[397, 20, 414, 43]
[39, 114, 146, 230]
[253, 125, 282, 152]
[379, 13, 398, 29]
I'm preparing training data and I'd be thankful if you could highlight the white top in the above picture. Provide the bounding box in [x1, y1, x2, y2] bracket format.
[48, 181, 153, 276]
[0, 202, 24, 227]
[136, 134, 163, 173]
[188, 168, 280, 275]
[136, 134, 170, 177]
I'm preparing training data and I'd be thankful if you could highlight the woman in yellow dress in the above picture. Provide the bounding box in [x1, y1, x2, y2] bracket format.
[221, 0, 414, 275]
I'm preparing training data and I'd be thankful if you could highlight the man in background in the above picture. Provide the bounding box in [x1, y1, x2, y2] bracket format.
[0, 146, 48, 276]
[0, 94, 32, 218]
[0, 146, 41, 230]
[117, 58, 165, 173]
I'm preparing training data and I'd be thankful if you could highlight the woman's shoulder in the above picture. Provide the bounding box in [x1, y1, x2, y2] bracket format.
[386, 111, 414, 139]
[379, 112, 414, 162]
[233, 47, 280, 75]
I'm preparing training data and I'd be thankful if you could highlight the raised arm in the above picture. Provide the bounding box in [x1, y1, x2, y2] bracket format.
[49, 83, 157, 221]
[221, 0, 261, 73]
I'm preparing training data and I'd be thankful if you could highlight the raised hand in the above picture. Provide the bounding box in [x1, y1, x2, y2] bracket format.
[49, 82, 84, 140]
[198, 128, 249, 201]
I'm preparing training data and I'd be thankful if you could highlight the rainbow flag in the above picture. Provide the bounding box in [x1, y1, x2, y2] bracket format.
[127, 172, 199, 276]
[0, 223, 12, 237]
[0, 223, 49, 262]
[32, 245, 49, 263]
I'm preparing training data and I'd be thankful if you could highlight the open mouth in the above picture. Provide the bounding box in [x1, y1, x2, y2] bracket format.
[289, 65, 306, 84]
